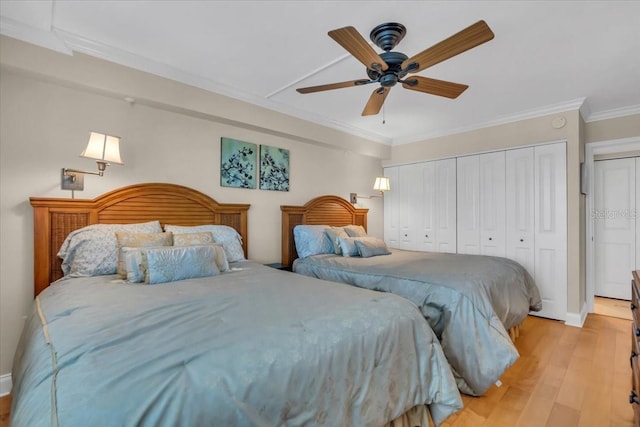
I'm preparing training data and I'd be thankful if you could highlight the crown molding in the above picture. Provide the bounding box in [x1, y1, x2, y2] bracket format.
[55, 29, 392, 145]
[0, 16, 72, 55]
[583, 104, 640, 123]
[393, 98, 587, 146]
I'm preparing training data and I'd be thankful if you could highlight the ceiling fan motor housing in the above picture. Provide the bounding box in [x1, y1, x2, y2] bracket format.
[370, 22, 407, 51]
[367, 51, 409, 86]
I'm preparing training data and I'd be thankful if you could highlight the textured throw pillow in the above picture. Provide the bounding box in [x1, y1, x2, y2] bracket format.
[115, 232, 173, 278]
[354, 237, 391, 258]
[337, 236, 360, 257]
[343, 225, 367, 238]
[172, 232, 230, 272]
[164, 225, 245, 262]
[173, 231, 215, 247]
[325, 227, 349, 255]
[293, 225, 334, 259]
[57, 221, 163, 277]
[123, 245, 220, 284]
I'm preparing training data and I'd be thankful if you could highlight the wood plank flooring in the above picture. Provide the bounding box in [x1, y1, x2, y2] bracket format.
[0, 314, 633, 427]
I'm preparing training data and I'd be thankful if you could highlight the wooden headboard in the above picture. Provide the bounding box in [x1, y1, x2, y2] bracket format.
[280, 195, 368, 268]
[30, 183, 250, 296]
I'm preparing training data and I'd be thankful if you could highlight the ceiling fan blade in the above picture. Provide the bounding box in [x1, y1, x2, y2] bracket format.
[402, 76, 469, 98]
[402, 20, 494, 73]
[329, 26, 389, 71]
[297, 79, 370, 94]
[362, 87, 390, 116]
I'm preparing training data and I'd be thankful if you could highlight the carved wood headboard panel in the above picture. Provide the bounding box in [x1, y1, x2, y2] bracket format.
[30, 183, 250, 296]
[280, 195, 368, 268]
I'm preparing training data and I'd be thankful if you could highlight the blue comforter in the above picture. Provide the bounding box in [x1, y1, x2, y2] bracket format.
[11, 262, 462, 426]
[294, 249, 542, 396]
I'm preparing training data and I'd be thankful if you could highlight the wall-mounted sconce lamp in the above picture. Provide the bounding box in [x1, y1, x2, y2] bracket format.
[350, 176, 390, 204]
[61, 132, 123, 191]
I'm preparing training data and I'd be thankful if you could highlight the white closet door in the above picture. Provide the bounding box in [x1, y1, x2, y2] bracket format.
[420, 161, 436, 251]
[506, 147, 535, 278]
[479, 151, 506, 257]
[398, 163, 423, 250]
[383, 166, 399, 248]
[435, 158, 457, 253]
[533, 142, 567, 320]
[594, 157, 637, 300]
[637, 157, 640, 271]
[457, 155, 481, 254]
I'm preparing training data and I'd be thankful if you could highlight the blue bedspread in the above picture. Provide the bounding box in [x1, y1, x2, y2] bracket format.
[11, 261, 461, 426]
[293, 249, 541, 396]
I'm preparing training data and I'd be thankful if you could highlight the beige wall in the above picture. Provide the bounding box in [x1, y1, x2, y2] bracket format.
[386, 110, 586, 318]
[0, 37, 387, 381]
[584, 113, 640, 144]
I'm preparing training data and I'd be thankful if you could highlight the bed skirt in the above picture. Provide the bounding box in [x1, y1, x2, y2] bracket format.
[385, 405, 430, 427]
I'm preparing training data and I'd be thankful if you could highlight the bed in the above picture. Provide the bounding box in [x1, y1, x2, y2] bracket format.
[12, 183, 462, 427]
[281, 195, 542, 396]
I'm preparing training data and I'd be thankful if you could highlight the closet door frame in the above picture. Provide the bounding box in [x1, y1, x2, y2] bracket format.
[585, 137, 640, 313]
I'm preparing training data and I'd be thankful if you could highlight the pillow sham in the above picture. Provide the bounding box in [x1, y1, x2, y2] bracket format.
[57, 221, 162, 277]
[115, 231, 173, 278]
[324, 227, 349, 255]
[343, 224, 367, 238]
[354, 237, 391, 258]
[164, 225, 245, 262]
[293, 225, 334, 259]
[172, 232, 229, 272]
[337, 236, 360, 257]
[123, 245, 220, 284]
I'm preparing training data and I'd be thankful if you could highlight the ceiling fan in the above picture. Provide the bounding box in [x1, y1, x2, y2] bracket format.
[297, 20, 494, 116]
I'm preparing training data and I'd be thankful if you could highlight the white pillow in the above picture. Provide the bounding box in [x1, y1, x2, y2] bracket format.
[57, 221, 162, 277]
[164, 225, 245, 262]
[325, 227, 349, 255]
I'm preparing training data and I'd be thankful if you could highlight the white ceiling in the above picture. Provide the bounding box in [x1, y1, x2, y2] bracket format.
[2, 1, 639, 145]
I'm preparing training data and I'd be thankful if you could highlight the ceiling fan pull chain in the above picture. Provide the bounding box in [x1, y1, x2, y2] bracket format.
[382, 105, 386, 124]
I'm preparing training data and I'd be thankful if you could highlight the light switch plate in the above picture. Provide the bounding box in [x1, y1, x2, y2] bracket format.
[350, 193, 358, 204]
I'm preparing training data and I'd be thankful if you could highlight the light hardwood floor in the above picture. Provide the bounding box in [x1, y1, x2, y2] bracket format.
[0, 314, 633, 427]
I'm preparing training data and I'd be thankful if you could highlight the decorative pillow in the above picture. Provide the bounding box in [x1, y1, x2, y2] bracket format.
[57, 221, 162, 277]
[115, 232, 173, 278]
[293, 225, 334, 259]
[173, 231, 215, 247]
[354, 237, 391, 258]
[172, 232, 229, 272]
[337, 236, 360, 257]
[343, 224, 367, 238]
[164, 225, 245, 262]
[325, 227, 349, 255]
[123, 245, 220, 284]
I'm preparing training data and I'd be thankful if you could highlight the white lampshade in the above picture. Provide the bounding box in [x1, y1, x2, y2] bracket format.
[373, 176, 390, 192]
[81, 132, 123, 164]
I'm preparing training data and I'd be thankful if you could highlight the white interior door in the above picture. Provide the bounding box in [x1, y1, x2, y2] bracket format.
[637, 158, 640, 271]
[532, 142, 567, 320]
[399, 163, 423, 250]
[479, 151, 506, 256]
[435, 158, 457, 253]
[594, 157, 637, 300]
[506, 147, 535, 278]
[457, 155, 481, 254]
[421, 161, 436, 251]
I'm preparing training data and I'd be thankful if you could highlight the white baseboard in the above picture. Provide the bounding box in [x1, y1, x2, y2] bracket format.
[0, 373, 11, 396]
[565, 303, 588, 328]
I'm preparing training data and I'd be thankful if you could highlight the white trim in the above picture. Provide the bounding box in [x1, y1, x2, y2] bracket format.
[392, 98, 587, 146]
[584, 104, 640, 123]
[0, 16, 72, 55]
[565, 303, 588, 328]
[0, 373, 12, 397]
[585, 137, 640, 314]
